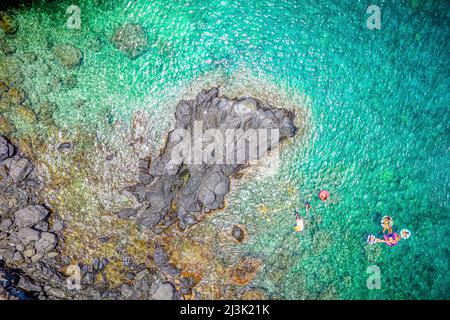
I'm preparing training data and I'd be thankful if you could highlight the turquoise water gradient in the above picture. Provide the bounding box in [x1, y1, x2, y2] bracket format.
[5, 0, 450, 299]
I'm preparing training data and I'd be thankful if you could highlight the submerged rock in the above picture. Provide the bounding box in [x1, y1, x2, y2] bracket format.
[230, 257, 262, 286]
[231, 224, 247, 243]
[52, 44, 83, 68]
[112, 23, 148, 59]
[0, 35, 15, 55]
[0, 11, 18, 34]
[16, 105, 37, 124]
[0, 57, 22, 84]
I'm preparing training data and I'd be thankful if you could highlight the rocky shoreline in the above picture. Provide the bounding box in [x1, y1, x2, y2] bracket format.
[0, 136, 189, 300]
[0, 88, 297, 299]
[1, 9, 299, 300]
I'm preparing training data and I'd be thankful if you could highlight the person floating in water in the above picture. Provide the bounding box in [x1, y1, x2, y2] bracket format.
[293, 209, 304, 232]
[367, 215, 411, 246]
[381, 215, 394, 233]
[375, 232, 402, 246]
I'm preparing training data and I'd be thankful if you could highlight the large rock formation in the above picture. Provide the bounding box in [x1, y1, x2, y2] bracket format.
[125, 88, 297, 231]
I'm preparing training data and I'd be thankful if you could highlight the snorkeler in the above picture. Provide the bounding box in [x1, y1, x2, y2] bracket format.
[293, 210, 304, 232]
[304, 201, 312, 215]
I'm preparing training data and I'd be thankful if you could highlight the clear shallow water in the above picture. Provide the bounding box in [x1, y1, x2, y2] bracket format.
[3, 0, 449, 299]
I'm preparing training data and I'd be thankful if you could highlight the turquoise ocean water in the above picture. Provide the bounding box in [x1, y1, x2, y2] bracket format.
[3, 0, 449, 299]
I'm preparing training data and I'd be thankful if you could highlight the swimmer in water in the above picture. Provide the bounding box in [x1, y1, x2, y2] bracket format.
[381, 215, 394, 233]
[293, 210, 304, 232]
[304, 201, 312, 215]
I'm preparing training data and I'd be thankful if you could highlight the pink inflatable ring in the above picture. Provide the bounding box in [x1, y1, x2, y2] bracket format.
[319, 190, 330, 201]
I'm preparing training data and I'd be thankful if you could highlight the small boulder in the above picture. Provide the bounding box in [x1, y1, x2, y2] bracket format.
[137, 211, 163, 228]
[7, 156, 33, 183]
[0, 56, 22, 83]
[30, 252, 44, 263]
[0, 218, 13, 231]
[0, 36, 15, 55]
[6, 87, 26, 105]
[0, 243, 15, 260]
[14, 205, 49, 228]
[19, 52, 38, 64]
[34, 232, 57, 253]
[14, 227, 40, 245]
[12, 251, 23, 262]
[0, 116, 16, 135]
[117, 208, 138, 219]
[23, 247, 35, 258]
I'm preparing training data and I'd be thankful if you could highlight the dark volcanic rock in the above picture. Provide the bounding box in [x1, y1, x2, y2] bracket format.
[0, 136, 14, 162]
[128, 88, 297, 231]
[0, 261, 38, 300]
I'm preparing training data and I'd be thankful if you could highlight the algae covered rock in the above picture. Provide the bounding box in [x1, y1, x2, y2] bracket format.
[16, 105, 37, 124]
[0, 57, 22, 84]
[0, 11, 18, 34]
[6, 87, 26, 105]
[112, 23, 148, 59]
[0, 35, 15, 55]
[52, 43, 83, 68]
[0, 116, 15, 135]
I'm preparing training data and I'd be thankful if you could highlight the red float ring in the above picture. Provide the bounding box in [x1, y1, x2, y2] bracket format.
[319, 190, 330, 201]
